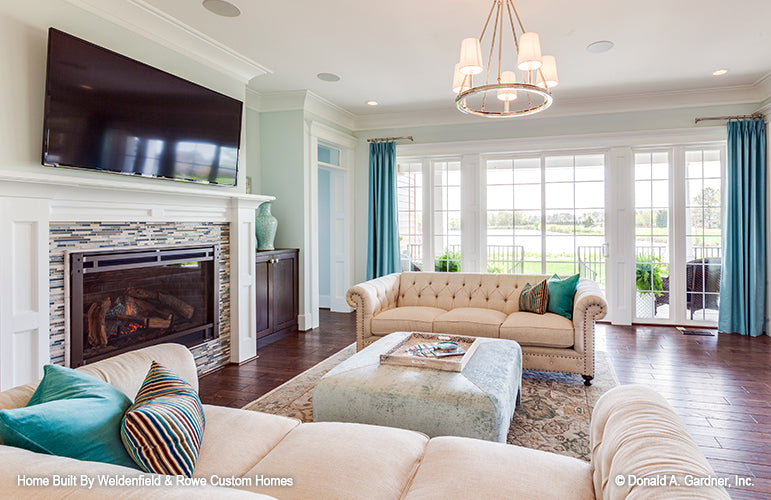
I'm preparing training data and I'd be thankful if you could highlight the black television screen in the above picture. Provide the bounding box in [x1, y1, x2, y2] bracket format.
[42, 28, 242, 186]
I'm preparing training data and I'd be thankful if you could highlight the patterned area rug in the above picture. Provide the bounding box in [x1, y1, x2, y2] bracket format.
[242, 344, 618, 462]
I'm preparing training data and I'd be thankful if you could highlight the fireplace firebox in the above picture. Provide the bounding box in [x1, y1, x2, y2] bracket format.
[68, 244, 219, 367]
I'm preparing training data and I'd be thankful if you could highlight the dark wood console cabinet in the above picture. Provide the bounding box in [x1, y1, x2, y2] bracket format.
[255, 248, 299, 348]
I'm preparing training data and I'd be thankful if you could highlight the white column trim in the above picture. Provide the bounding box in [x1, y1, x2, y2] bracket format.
[0, 198, 50, 390]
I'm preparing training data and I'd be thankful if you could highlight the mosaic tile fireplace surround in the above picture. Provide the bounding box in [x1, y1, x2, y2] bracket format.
[50, 222, 232, 374]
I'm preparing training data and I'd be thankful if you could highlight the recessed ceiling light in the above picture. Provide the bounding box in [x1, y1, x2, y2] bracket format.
[366, 100, 379, 106]
[586, 40, 614, 54]
[202, 0, 241, 18]
[317, 72, 341, 82]
[712, 69, 728, 76]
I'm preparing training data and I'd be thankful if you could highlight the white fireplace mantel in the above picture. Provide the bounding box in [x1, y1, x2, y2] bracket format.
[0, 172, 273, 390]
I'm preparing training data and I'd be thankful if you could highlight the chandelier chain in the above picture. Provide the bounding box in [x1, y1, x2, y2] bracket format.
[482, 1, 502, 111]
[508, 0, 527, 34]
[479, 1, 498, 41]
[497, 0, 504, 84]
[505, 0, 520, 53]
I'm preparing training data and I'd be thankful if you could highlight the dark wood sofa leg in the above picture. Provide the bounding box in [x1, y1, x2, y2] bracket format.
[582, 375, 593, 386]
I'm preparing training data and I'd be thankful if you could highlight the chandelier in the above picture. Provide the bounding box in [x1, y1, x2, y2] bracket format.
[453, 0, 558, 118]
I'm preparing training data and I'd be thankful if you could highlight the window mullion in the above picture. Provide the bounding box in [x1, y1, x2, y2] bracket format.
[540, 155, 546, 274]
[422, 159, 432, 272]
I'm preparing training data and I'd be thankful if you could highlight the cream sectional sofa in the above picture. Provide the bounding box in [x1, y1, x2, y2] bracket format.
[0, 343, 729, 499]
[347, 272, 607, 384]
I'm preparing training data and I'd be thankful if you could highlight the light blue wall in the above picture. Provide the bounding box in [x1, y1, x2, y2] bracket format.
[258, 110, 306, 250]
[318, 169, 331, 298]
[244, 108, 261, 193]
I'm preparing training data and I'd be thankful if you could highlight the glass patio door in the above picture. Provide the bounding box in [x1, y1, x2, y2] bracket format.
[633, 146, 724, 325]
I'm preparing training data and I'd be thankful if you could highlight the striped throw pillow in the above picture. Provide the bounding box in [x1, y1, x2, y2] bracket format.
[518, 279, 549, 314]
[121, 361, 205, 477]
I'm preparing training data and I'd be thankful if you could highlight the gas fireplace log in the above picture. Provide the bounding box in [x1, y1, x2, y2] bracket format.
[124, 296, 159, 318]
[126, 288, 156, 300]
[127, 288, 195, 320]
[117, 310, 172, 330]
[115, 314, 148, 328]
[158, 292, 195, 319]
[86, 303, 100, 347]
[97, 297, 110, 346]
[147, 314, 173, 329]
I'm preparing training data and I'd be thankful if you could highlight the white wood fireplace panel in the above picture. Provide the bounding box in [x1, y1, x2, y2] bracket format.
[0, 198, 50, 390]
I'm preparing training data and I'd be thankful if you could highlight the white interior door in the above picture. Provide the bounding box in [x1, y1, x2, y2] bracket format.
[328, 169, 350, 312]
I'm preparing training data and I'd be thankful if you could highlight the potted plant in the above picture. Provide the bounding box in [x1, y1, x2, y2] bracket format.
[635, 254, 666, 317]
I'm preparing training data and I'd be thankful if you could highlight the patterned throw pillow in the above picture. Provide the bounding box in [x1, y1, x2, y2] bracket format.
[121, 361, 205, 477]
[518, 279, 549, 314]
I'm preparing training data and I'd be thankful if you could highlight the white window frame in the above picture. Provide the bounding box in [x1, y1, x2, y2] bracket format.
[480, 149, 609, 283]
[395, 126, 727, 326]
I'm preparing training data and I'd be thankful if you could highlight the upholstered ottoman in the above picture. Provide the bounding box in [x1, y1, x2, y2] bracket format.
[313, 331, 522, 442]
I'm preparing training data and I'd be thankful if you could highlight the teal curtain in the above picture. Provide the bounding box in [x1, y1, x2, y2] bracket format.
[718, 119, 767, 336]
[366, 142, 401, 279]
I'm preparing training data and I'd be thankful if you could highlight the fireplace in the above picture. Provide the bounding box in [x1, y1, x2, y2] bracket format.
[68, 244, 219, 367]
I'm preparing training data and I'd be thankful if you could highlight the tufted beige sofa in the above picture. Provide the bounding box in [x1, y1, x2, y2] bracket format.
[346, 272, 607, 384]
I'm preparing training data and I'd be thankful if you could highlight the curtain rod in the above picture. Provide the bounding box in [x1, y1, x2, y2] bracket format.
[367, 136, 414, 143]
[694, 113, 764, 124]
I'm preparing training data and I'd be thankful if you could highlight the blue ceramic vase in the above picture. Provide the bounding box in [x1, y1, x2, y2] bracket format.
[255, 202, 278, 250]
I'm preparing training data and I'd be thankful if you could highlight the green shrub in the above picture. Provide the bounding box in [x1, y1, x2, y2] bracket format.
[435, 249, 461, 272]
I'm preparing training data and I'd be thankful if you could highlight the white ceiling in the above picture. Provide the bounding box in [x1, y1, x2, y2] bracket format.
[145, 0, 770, 117]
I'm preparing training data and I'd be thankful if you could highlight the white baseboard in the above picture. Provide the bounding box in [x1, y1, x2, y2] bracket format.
[297, 313, 313, 331]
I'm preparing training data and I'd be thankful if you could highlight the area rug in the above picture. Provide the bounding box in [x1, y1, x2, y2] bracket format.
[242, 344, 618, 462]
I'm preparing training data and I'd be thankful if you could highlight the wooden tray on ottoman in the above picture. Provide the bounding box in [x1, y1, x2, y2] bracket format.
[379, 332, 481, 372]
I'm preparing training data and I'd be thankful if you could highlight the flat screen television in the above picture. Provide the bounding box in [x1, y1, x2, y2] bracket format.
[42, 28, 242, 186]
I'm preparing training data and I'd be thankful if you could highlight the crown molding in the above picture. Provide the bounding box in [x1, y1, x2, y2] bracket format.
[245, 89, 357, 131]
[65, 0, 270, 83]
[353, 83, 766, 131]
[247, 82, 766, 132]
[754, 71, 771, 103]
[246, 89, 307, 113]
[304, 91, 356, 131]
[396, 126, 726, 158]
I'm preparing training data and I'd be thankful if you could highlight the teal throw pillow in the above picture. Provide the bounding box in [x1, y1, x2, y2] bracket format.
[0, 364, 138, 468]
[547, 273, 580, 320]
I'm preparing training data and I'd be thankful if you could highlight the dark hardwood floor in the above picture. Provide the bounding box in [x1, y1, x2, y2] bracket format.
[199, 312, 771, 499]
[599, 324, 771, 499]
[198, 309, 355, 408]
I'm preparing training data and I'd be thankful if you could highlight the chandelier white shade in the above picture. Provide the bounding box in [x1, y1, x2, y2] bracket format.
[458, 38, 483, 75]
[496, 71, 518, 101]
[536, 55, 559, 89]
[516, 32, 543, 71]
[452, 63, 472, 94]
[453, 0, 557, 118]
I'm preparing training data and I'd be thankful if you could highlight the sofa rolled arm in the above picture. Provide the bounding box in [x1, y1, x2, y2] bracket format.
[572, 278, 607, 355]
[346, 273, 401, 350]
[591, 385, 730, 499]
